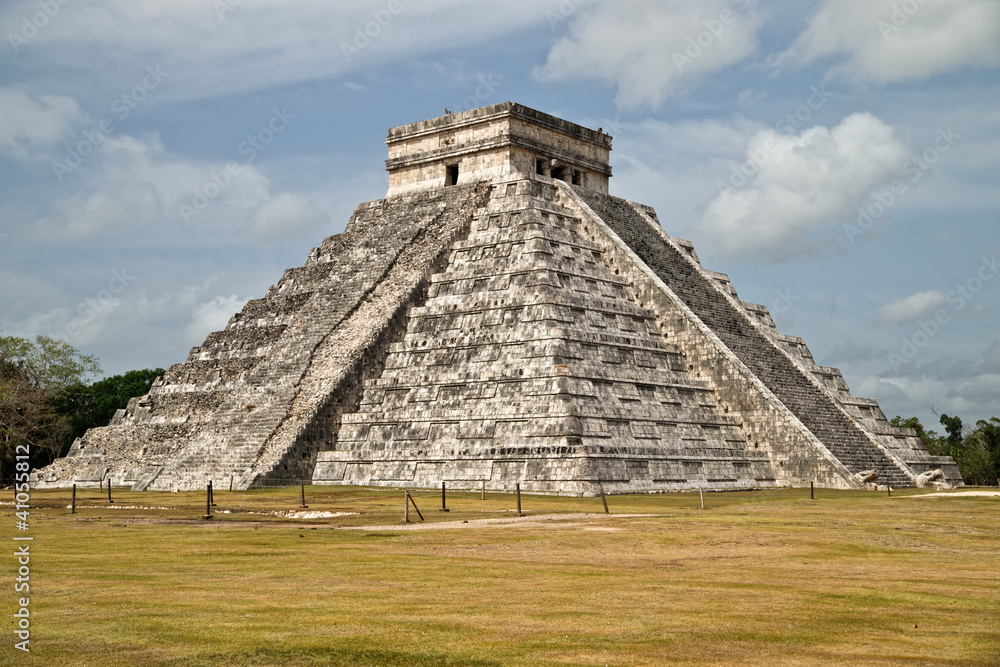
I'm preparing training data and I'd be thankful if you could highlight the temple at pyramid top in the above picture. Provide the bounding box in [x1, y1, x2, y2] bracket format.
[385, 102, 613, 195]
[33, 102, 961, 495]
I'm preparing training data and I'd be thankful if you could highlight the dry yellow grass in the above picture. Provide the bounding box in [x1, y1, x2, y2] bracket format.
[5, 485, 999, 665]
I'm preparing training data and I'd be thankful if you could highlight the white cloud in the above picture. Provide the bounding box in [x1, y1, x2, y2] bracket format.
[876, 290, 948, 325]
[736, 88, 766, 106]
[954, 373, 1000, 404]
[535, 0, 762, 108]
[0, 87, 82, 160]
[774, 0, 1000, 84]
[691, 112, 910, 262]
[7, 278, 249, 353]
[4, 307, 75, 343]
[31, 132, 270, 240]
[183, 294, 246, 345]
[34, 184, 162, 240]
[859, 374, 962, 421]
[982, 340, 1000, 373]
[242, 193, 331, 243]
[0, 0, 549, 103]
[602, 115, 768, 226]
[871, 364, 1000, 425]
[845, 338, 1000, 428]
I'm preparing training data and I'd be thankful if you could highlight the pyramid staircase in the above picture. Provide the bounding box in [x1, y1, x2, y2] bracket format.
[317, 178, 782, 493]
[569, 186, 918, 487]
[33, 98, 961, 493]
[33, 184, 491, 490]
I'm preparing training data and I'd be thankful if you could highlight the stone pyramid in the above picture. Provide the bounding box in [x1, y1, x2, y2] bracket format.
[34, 102, 961, 494]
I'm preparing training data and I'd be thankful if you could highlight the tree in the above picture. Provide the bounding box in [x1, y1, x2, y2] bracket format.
[0, 359, 44, 452]
[54, 368, 164, 455]
[0, 333, 101, 482]
[972, 417, 1000, 458]
[0, 359, 67, 482]
[891, 414, 999, 484]
[0, 334, 100, 391]
[960, 417, 1000, 486]
[939, 413, 964, 448]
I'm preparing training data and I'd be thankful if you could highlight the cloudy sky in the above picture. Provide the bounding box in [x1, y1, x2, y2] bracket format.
[1, 0, 998, 432]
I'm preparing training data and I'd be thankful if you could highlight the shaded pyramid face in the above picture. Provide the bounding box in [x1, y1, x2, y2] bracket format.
[32, 184, 495, 491]
[316, 179, 775, 494]
[32, 102, 962, 494]
[569, 186, 945, 490]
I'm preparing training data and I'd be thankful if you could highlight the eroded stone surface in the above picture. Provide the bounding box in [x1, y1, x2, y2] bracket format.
[33, 103, 961, 493]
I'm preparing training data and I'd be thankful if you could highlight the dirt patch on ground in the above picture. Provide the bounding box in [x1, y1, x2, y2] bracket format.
[341, 512, 658, 531]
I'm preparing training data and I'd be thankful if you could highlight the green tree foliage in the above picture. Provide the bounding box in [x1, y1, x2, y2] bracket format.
[54, 368, 164, 454]
[939, 413, 964, 449]
[959, 417, 1000, 486]
[0, 334, 101, 481]
[0, 334, 100, 391]
[973, 417, 1000, 457]
[892, 414, 1000, 486]
[1, 330, 166, 483]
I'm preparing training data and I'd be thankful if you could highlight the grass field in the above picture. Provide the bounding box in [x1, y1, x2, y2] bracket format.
[4, 485, 999, 666]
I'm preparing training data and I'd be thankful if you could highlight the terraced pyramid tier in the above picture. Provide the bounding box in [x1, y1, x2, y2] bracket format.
[33, 184, 491, 491]
[315, 179, 776, 493]
[34, 102, 960, 494]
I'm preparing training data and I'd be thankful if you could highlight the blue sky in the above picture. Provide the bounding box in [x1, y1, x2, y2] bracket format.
[1, 0, 997, 433]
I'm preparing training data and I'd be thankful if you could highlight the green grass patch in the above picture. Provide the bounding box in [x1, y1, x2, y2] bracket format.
[5, 486, 999, 665]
